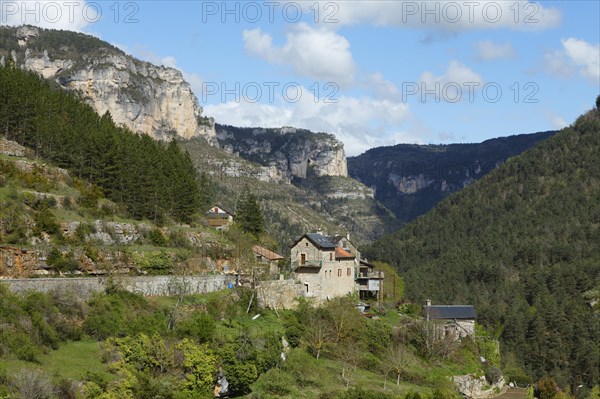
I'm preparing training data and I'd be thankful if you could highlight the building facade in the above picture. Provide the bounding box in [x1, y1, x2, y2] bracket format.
[205, 205, 234, 230]
[423, 300, 477, 339]
[290, 233, 358, 301]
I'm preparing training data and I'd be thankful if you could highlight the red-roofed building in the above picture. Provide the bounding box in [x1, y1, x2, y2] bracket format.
[252, 245, 284, 274]
[290, 232, 365, 301]
[205, 205, 234, 230]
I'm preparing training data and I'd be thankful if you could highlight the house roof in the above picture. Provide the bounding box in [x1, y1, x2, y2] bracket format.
[360, 259, 375, 268]
[328, 235, 345, 244]
[252, 245, 284, 261]
[424, 305, 477, 320]
[291, 233, 336, 249]
[205, 205, 234, 216]
[335, 247, 355, 259]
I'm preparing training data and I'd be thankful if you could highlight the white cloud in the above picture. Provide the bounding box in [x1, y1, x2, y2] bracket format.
[362, 72, 401, 101]
[475, 41, 517, 61]
[419, 60, 484, 102]
[243, 23, 356, 86]
[544, 38, 600, 84]
[562, 38, 600, 83]
[0, 1, 94, 31]
[550, 115, 568, 129]
[204, 87, 417, 155]
[298, 0, 561, 32]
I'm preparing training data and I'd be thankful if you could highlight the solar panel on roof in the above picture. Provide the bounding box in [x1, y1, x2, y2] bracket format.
[306, 233, 336, 249]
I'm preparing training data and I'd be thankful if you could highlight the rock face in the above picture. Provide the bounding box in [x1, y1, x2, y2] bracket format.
[216, 125, 348, 179]
[1, 26, 216, 143]
[348, 131, 556, 223]
[0, 138, 28, 157]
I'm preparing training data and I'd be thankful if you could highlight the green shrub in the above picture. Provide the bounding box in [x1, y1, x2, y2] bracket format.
[485, 367, 503, 385]
[46, 248, 79, 273]
[76, 222, 97, 242]
[132, 251, 173, 275]
[33, 207, 60, 236]
[505, 366, 533, 386]
[175, 312, 215, 343]
[148, 228, 168, 247]
[255, 368, 295, 396]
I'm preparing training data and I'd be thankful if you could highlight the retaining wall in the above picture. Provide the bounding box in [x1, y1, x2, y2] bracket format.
[0, 275, 230, 298]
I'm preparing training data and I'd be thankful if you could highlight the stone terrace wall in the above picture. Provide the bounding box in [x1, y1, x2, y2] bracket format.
[257, 279, 305, 309]
[1, 275, 230, 298]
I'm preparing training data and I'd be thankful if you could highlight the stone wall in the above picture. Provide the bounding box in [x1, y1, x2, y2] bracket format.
[257, 279, 305, 309]
[1, 275, 230, 298]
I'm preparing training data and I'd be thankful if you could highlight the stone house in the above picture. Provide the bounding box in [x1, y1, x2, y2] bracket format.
[290, 233, 358, 301]
[252, 245, 284, 274]
[423, 300, 477, 339]
[205, 205, 234, 230]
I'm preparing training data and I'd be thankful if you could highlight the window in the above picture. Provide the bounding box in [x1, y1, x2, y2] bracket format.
[329, 253, 333, 261]
[338, 269, 342, 277]
[305, 242, 309, 246]
[301, 254, 306, 266]
[347, 268, 351, 276]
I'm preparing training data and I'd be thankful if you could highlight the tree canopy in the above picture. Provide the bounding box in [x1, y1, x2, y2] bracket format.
[0, 65, 202, 222]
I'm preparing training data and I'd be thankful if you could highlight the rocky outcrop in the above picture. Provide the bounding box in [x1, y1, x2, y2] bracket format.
[454, 374, 505, 399]
[216, 125, 348, 179]
[0, 138, 28, 157]
[2, 26, 216, 143]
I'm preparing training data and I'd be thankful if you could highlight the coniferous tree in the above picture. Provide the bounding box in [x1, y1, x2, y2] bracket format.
[236, 186, 264, 237]
[0, 65, 204, 223]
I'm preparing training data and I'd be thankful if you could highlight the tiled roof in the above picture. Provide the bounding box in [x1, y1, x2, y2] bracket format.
[425, 305, 477, 320]
[205, 205, 234, 216]
[252, 245, 284, 261]
[335, 247, 355, 259]
[305, 233, 336, 249]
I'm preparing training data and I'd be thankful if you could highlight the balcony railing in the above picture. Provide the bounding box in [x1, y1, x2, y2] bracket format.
[356, 271, 384, 279]
[291, 260, 322, 269]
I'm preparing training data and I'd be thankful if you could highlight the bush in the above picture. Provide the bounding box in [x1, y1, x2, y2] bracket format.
[505, 366, 533, 386]
[485, 367, 503, 385]
[336, 387, 396, 399]
[175, 312, 215, 343]
[46, 248, 79, 273]
[255, 368, 295, 396]
[8, 368, 55, 399]
[75, 222, 97, 242]
[33, 207, 61, 236]
[148, 228, 168, 247]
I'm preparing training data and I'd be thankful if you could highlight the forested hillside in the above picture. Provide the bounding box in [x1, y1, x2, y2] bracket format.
[348, 131, 555, 223]
[0, 65, 203, 223]
[365, 106, 600, 386]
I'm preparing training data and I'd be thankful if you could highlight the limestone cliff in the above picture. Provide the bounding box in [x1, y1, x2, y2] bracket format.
[216, 124, 348, 179]
[0, 26, 216, 143]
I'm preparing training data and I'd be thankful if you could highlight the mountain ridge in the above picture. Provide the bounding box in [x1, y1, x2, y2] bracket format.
[348, 130, 556, 223]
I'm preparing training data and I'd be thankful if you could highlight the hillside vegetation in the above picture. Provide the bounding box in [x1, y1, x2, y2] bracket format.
[365, 107, 600, 386]
[181, 138, 399, 250]
[348, 131, 555, 223]
[0, 65, 202, 223]
[0, 284, 502, 399]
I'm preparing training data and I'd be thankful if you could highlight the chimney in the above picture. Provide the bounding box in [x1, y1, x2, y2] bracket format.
[346, 232, 350, 241]
[426, 299, 431, 307]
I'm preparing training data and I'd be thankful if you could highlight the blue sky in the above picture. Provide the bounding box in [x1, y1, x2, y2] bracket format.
[2, 0, 599, 155]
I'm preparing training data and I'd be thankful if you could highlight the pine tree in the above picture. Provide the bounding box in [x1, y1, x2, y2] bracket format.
[236, 186, 264, 237]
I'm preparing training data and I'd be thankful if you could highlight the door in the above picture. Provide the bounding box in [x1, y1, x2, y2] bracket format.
[301, 254, 306, 266]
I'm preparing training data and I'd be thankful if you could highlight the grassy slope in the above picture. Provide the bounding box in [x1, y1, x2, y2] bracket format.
[0, 289, 482, 399]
